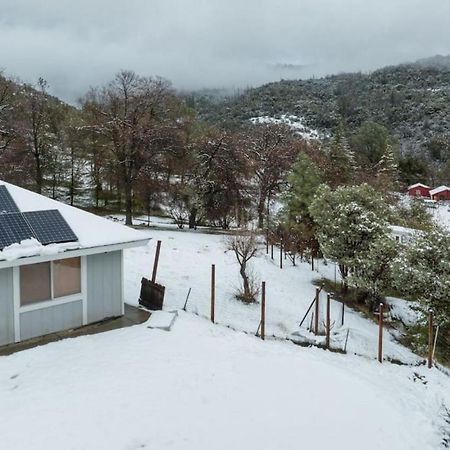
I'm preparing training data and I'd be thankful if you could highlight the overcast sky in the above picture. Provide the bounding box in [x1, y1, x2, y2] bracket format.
[1, 0, 449, 103]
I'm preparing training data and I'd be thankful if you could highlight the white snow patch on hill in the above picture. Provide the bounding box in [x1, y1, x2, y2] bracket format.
[250, 114, 324, 140]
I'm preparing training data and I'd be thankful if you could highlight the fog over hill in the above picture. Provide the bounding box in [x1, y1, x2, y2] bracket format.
[0, 0, 449, 103]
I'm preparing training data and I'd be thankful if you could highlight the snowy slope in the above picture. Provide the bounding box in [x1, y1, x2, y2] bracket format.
[0, 313, 447, 450]
[124, 228, 419, 363]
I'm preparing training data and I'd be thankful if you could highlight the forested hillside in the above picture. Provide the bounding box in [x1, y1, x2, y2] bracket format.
[1, 57, 450, 227]
[192, 58, 450, 183]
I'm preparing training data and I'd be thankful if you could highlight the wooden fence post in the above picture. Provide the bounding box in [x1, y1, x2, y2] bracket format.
[261, 281, 266, 340]
[311, 254, 314, 271]
[326, 294, 331, 349]
[151, 240, 162, 283]
[314, 287, 320, 335]
[378, 302, 384, 363]
[266, 230, 269, 255]
[341, 301, 345, 326]
[211, 264, 215, 323]
[271, 243, 274, 260]
[279, 240, 283, 269]
[428, 309, 434, 369]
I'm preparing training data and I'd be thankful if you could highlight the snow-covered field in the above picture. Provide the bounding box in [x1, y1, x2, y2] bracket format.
[0, 312, 448, 450]
[125, 228, 419, 363]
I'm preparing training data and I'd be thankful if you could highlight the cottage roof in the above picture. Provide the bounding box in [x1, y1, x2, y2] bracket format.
[0, 181, 149, 262]
[407, 183, 430, 190]
[430, 185, 450, 196]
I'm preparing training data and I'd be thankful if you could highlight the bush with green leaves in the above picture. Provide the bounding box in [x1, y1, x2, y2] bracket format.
[393, 226, 450, 326]
[309, 183, 390, 287]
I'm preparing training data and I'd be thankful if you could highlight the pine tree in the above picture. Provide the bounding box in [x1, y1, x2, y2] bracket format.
[326, 124, 356, 187]
[284, 153, 322, 223]
[375, 143, 398, 192]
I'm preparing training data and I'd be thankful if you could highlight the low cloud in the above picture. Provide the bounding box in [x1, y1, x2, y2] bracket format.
[1, 0, 449, 102]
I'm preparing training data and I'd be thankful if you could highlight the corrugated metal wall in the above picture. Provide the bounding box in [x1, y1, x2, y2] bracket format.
[20, 300, 83, 341]
[0, 268, 15, 345]
[86, 250, 123, 323]
[0, 250, 124, 346]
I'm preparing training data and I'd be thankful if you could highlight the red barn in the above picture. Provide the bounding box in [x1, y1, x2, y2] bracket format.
[407, 183, 431, 198]
[430, 186, 450, 201]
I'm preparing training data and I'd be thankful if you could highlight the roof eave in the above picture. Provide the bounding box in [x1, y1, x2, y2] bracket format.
[0, 238, 150, 269]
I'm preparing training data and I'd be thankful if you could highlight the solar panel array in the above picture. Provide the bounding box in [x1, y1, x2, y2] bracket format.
[23, 210, 78, 245]
[0, 213, 35, 250]
[0, 186, 78, 250]
[0, 186, 20, 214]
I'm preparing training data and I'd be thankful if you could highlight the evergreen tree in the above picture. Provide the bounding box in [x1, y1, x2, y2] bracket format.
[326, 124, 356, 187]
[309, 183, 389, 287]
[393, 226, 450, 326]
[279, 153, 323, 260]
[375, 142, 398, 192]
[284, 153, 323, 223]
[351, 236, 398, 307]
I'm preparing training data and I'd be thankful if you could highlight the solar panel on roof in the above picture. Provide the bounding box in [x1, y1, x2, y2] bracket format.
[23, 209, 78, 245]
[0, 213, 35, 250]
[0, 186, 20, 214]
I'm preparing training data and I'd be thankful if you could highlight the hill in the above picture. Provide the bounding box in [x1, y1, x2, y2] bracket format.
[192, 57, 450, 158]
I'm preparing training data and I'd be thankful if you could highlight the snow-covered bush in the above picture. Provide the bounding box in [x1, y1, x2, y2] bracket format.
[309, 183, 389, 289]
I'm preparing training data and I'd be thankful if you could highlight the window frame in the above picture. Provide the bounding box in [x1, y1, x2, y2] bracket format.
[19, 257, 83, 311]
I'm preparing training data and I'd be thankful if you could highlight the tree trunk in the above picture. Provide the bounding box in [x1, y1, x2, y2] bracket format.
[339, 264, 349, 293]
[188, 207, 197, 229]
[124, 177, 133, 226]
[69, 146, 75, 206]
[257, 191, 265, 229]
[34, 154, 43, 194]
[240, 261, 251, 301]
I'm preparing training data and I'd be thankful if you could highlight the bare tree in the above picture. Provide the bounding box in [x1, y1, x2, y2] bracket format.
[18, 78, 55, 193]
[81, 71, 178, 225]
[227, 231, 259, 303]
[245, 124, 298, 228]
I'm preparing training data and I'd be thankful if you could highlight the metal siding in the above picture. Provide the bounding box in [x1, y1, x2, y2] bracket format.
[20, 300, 83, 341]
[87, 251, 122, 323]
[0, 268, 15, 345]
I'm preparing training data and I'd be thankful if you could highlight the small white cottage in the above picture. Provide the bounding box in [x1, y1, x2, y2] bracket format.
[0, 181, 150, 346]
[389, 225, 417, 245]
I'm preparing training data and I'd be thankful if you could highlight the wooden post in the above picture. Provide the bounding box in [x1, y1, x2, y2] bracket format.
[326, 294, 331, 349]
[271, 243, 274, 260]
[151, 240, 162, 283]
[261, 281, 266, 340]
[279, 240, 283, 269]
[210, 264, 215, 323]
[311, 254, 314, 271]
[428, 309, 433, 369]
[341, 301, 345, 326]
[265, 230, 269, 254]
[378, 303, 384, 363]
[314, 287, 320, 335]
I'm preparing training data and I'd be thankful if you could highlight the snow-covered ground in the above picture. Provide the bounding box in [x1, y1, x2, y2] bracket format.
[0, 312, 448, 450]
[124, 228, 419, 363]
[249, 114, 324, 140]
[0, 224, 449, 449]
[431, 202, 450, 231]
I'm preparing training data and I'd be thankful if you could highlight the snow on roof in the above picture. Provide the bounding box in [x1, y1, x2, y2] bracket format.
[407, 183, 430, 190]
[430, 185, 450, 196]
[0, 181, 149, 261]
[389, 225, 417, 235]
